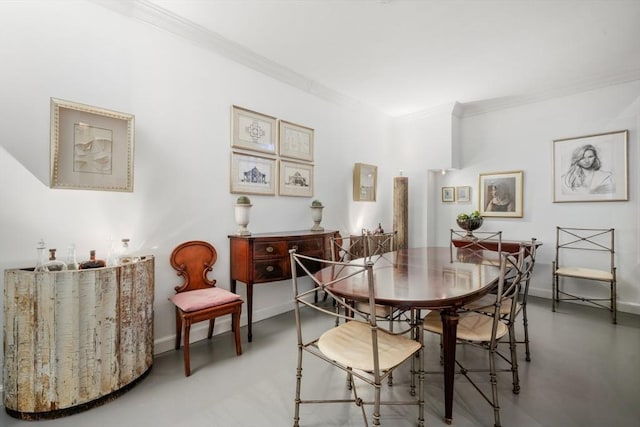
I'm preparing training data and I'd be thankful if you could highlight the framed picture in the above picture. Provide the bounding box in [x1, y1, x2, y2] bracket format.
[442, 187, 455, 202]
[353, 163, 377, 201]
[50, 98, 134, 192]
[479, 170, 523, 218]
[455, 186, 471, 202]
[552, 130, 628, 202]
[279, 160, 313, 197]
[231, 105, 277, 154]
[279, 120, 314, 162]
[230, 152, 277, 195]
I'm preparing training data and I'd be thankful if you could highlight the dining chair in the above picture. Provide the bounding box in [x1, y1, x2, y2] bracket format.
[168, 240, 243, 377]
[463, 237, 539, 361]
[552, 226, 616, 323]
[290, 249, 424, 426]
[424, 243, 532, 427]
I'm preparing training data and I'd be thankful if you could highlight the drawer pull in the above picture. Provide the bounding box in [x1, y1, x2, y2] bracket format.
[266, 265, 275, 272]
[291, 245, 299, 251]
[266, 246, 274, 253]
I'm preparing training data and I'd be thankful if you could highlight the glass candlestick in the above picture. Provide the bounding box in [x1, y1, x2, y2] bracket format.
[34, 239, 48, 272]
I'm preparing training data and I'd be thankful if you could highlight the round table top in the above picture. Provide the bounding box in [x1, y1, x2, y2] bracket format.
[315, 246, 502, 310]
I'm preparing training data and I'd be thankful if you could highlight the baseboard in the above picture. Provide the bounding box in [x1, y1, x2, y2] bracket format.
[154, 300, 294, 355]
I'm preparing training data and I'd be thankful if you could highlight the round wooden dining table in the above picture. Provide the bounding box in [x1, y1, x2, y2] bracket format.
[315, 246, 502, 424]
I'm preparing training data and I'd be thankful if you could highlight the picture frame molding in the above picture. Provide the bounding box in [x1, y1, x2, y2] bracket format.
[442, 186, 455, 202]
[278, 120, 314, 162]
[353, 163, 377, 201]
[479, 170, 524, 218]
[231, 105, 277, 155]
[230, 151, 277, 195]
[50, 97, 135, 192]
[552, 130, 628, 203]
[279, 160, 314, 197]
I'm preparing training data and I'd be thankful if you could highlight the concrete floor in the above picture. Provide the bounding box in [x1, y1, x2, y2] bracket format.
[2, 296, 639, 427]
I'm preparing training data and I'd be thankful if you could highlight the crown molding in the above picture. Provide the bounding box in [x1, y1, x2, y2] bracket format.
[90, 0, 640, 121]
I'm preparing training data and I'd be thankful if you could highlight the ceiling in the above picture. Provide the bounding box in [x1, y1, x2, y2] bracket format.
[141, 0, 640, 117]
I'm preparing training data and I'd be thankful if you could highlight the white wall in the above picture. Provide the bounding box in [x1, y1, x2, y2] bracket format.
[0, 0, 398, 371]
[434, 82, 640, 313]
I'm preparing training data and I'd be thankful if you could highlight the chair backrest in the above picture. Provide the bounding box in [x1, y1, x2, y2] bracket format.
[554, 227, 615, 272]
[451, 229, 503, 266]
[330, 231, 397, 263]
[170, 240, 218, 293]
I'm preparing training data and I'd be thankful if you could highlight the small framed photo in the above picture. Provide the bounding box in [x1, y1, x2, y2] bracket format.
[279, 160, 313, 197]
[231, 105, 277, 154]
[279, 120, 314, 162]
[455, 186, 470, 202]
[230, 152, 277, 195]
[353, 163, 377, 201]
[50, 98, 134, 192]
[479, 171, 523, 218]
[552, 130, 628, 202]
[442, 187, 455, 202]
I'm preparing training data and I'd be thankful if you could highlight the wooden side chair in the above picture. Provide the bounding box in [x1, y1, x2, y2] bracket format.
[169, 240, 243, 376]
[552, 226, 616, 323]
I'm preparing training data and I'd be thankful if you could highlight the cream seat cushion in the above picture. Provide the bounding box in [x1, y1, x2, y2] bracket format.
[423, 310, 508, 342]
[555, 266, 613, 281]
[464, 295, 520, 316]
[318, 320, 420, 372]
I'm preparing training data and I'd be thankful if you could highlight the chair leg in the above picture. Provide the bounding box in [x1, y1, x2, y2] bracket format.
[611, 280, 617, 324]
[373, 383, 382, 426]
[293, 344, 303, 427]
[551, 263, 557, 312]
[488, 346, 501, 427]
[207, 318, 215, 339]
[174, 309, 183, 350]
[233, 309, 243, 355]
[522, 304, 531, 362]
[509, 324, 520, 394]
[183, 319, 192, 377]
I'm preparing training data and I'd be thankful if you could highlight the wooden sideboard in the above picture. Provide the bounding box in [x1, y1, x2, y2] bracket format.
[229, 230, 338, 341]
[3, 257, 154, 419]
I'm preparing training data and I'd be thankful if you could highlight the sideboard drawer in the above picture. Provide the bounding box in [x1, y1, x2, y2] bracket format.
[254, 241, 288, 258]
[253, 259, 288, 282]
[288, 238, 323, 253]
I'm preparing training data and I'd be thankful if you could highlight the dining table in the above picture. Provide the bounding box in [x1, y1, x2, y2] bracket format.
[314, 246, 503, 424]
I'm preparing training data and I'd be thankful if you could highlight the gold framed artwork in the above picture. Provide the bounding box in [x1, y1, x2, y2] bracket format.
[50, 98, 135, 192]
[552, 130, 628, 203]
[353, 163, 377, 201]
[230, 152, 277, 195]
[279, 120, 314, 162]
[479, 170, 523, 218]
[442, 187, 454, 202]
[455, 186, 471, 202]
[279, 160, 313, 197]
[231, 105, 277, 154]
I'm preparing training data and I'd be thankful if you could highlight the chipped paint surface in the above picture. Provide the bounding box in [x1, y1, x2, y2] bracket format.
[3, 257, 154, 415]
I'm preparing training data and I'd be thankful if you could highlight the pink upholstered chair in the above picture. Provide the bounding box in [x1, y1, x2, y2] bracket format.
[169, 241, 243, 376]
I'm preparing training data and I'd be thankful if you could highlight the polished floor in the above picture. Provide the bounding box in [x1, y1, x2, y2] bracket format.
[2, 297, 639, 427]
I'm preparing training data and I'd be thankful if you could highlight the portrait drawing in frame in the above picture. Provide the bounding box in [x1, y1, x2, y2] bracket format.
[479, 171, 523, 218]
[552, 130, 628, 203]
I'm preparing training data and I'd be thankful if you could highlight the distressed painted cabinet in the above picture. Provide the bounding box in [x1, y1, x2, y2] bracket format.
[3, 256, 155, 419]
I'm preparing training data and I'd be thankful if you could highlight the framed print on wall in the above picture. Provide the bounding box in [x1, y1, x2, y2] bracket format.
[552, 130, 628, 203]
[479, 170, 523, 218]
[455, 186, 471, 202]
[442, 187, 454, 202]
[231, 105, 277, 154]
[279, 160, 313, 197]
[353, 163, 377, 201]
[50, 98, 134, 192]
[230, 152, 277, 195]
[279, 120, 314, 162]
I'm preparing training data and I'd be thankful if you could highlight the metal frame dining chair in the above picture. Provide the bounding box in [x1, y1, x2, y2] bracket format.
[424, 243, 532, 427]
[290, 249, 424, 426]
[552, 226, 616, 323]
